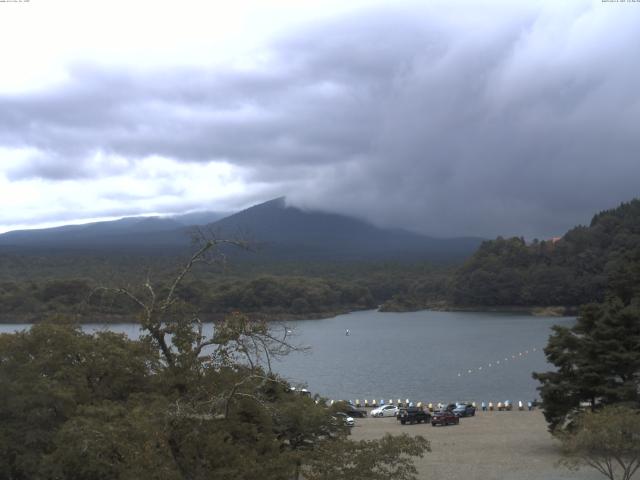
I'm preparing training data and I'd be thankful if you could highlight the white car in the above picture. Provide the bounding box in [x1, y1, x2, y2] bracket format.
[334, 412, 355, 427]
[371, 405, 399, 417]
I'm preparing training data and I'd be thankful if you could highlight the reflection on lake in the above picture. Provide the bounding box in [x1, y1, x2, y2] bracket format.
[0, 309, 572, 404]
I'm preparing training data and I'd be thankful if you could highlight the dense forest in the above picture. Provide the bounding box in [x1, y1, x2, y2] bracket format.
[449, 199, 640, 308]
[0, 257, 448, 322]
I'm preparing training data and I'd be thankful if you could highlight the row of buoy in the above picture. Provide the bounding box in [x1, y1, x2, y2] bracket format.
[481, 400, 534, 411]
[328, 399, 535, 411]
[456, 347, 539, 378]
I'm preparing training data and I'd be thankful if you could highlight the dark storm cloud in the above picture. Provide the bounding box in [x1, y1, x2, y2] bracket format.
[2, 2, 639, 237]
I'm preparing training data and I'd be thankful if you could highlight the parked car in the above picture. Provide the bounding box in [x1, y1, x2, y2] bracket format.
[397, 406, 431, 425]
[333, 412, 355, 427]
[371, 404, 399, 417]
[335, 402, 367, 418]
[452, 403, 476, 417]
[431, 410, 460, 426]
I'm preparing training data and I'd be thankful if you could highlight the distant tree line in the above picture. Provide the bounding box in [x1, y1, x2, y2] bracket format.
[0, 275, 380, 323]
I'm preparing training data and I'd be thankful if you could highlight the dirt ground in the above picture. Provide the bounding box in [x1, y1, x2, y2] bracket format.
[349, 410, 602, 480]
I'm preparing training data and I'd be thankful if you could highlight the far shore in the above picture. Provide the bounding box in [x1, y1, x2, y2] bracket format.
[0, 304, 578, 325]
[380, 302, 579, 317]
[350, 410, 599, 480]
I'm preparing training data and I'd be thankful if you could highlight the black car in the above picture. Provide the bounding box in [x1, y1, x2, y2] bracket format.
[397, 406, 431, 425]
[335, 402, 367, 418]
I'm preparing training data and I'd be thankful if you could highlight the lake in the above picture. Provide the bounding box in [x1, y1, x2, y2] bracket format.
[0, 309, 572, 405]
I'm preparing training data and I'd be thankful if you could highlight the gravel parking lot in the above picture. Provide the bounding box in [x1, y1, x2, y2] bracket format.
[349, 410, 602, 480]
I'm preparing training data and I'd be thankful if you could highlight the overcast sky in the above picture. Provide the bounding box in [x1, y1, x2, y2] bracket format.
[0, 0, 638, 238]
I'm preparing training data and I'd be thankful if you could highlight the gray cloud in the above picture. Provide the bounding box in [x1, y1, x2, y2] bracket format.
[1, 2, 639, 237]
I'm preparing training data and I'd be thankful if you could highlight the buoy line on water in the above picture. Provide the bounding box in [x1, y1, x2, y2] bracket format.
[455, 347, 540, 378]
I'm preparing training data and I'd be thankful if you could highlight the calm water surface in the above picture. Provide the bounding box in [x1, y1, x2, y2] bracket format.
[0, 309, 572, 404]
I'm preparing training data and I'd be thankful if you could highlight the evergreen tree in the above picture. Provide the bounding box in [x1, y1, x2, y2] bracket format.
[533, 297, 640, 432]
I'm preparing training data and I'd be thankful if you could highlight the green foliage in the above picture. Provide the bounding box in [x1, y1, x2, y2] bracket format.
[305, 433, 430, 480]
[451, 199, 640, 307]
[533, 298, 640, 432]
[0, 323, 159, 480]
[203, 275, 376, 315]
[558, 405, 640, 480]
[0, 261, 455, 322]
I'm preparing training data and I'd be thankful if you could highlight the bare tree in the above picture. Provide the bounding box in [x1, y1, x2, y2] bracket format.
[93, 231, 302, 391]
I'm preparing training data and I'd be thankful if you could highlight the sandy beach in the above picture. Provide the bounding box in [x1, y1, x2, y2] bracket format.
[350, 410, 601, 480]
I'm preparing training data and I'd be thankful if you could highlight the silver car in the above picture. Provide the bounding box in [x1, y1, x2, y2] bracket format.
[370, 405, 399, 417]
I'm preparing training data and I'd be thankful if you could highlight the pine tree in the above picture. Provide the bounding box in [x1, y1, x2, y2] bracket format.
[533, 297, 640, 432]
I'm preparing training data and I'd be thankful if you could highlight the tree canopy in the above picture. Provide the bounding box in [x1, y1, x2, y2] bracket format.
[533, 297, 640, 432]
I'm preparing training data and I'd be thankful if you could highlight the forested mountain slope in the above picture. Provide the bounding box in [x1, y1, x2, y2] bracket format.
[450, 199, 640, 307]
[0, 198, 483, 263]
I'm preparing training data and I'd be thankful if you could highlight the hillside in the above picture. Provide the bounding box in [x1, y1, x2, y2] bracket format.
[209, 198, 482, 262]
[448, 199, 640, 308]
[0, 211, 227, 250]
[0, 198, 483, 263]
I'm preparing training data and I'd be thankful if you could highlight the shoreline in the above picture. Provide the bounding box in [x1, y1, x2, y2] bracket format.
[380, 302, 579, 317]
[0, 304, 577, 325]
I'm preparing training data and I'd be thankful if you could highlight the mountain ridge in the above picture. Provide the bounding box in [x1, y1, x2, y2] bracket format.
[0, 198, 484, 262]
